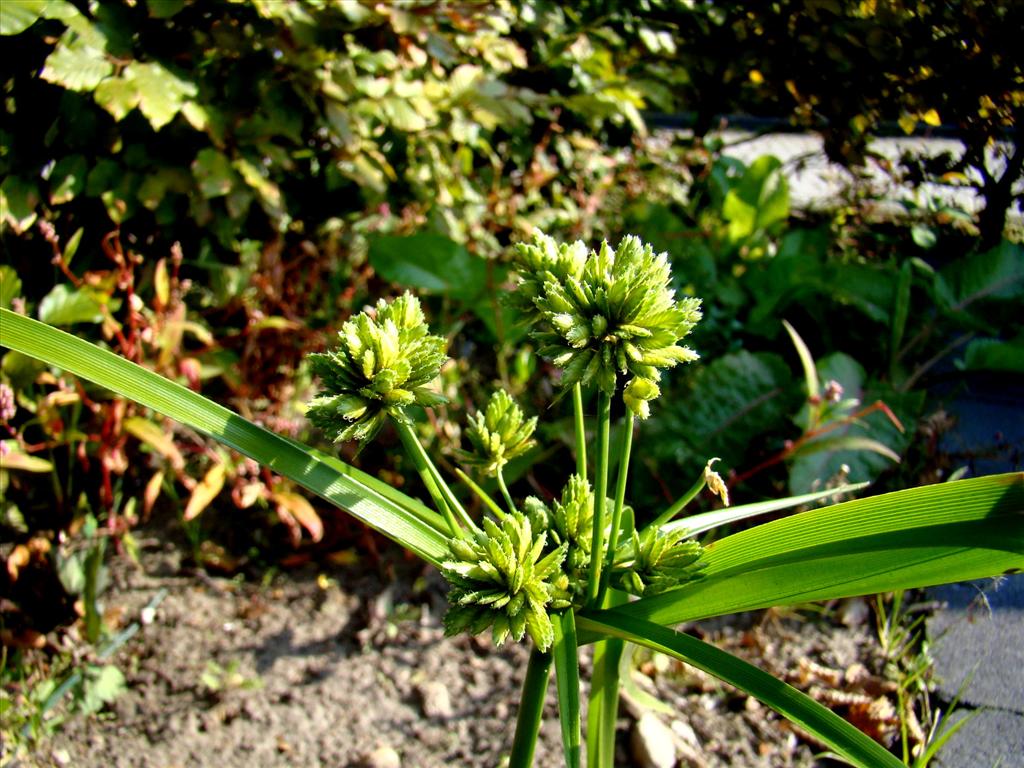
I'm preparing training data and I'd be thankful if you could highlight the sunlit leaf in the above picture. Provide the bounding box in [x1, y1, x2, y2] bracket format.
[272, 490, 324, 542]
[184, 462, 226, 521]
[0, 309, 449, 564]
[123, 416, 185, 471]
[0, 440, 54, 472]
[606, 473, 1024, 626]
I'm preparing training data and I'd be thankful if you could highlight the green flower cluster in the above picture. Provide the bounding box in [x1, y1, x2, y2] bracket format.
[614, 527, 706, 597]
[524, 474, 598, 605]
[442, 512, 570, 651]
[512, 233, 702, 418]
[460, 390, 537, 476]
[306, 292, 447, 445]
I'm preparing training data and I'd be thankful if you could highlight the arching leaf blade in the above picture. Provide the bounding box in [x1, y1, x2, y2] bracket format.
[0, 308, 448, 564]
[613, 473, 1023, 626]
[576, 612, 905, 768]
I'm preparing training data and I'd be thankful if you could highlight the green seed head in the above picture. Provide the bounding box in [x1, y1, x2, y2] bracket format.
[460, 390, 537, 476]
[305, 292, 448, 446]
[614, 526, 706, 597]
[441, 510, 569, 651]
[512, 233, 702, 417]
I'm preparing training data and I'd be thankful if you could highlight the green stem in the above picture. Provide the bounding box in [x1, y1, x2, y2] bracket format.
[585, 390, 612, 606]
[585, 590, 626, 768]
[455, 468, 506, 520]
[598, 414, 634, 605]
[646, 463, 710, 533]
[497, 470, 517, 516]
[394, 420, 465, 538]
[573, 382, 587, 482]
[509, 648, 553, 768]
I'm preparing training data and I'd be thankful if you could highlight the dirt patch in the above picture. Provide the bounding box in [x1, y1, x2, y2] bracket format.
[25, 542, 893, 767]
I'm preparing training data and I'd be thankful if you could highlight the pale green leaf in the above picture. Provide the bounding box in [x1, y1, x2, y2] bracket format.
[0, 266, 23, 310]
[38, 284, 104, 326]
[40, 32, 112, 91]
[0, 0, 45, 35]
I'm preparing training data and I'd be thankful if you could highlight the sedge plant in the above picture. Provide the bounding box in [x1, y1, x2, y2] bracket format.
[1, 234, 1021, 768]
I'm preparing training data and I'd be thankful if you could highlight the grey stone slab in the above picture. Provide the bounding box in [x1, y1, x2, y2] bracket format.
[934, 709, 1024, 768]
[927, 576, 1024, 712]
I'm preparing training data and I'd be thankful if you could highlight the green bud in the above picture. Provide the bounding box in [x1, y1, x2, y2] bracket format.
[459, 390, 538, 477]
[306, 293, 448, 447]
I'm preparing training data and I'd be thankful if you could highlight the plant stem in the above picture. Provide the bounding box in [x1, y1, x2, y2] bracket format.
[573, 382, 587, 482]
[508, 648, 553, 768]
[455, 467, 506, 519]
[497, 470, 517, 516]
[647, 464, 709, 532]
[586, 590, 626, 768]
[585, 390, 612, 606]
[394, 420, 466, 538]
[598, 414, 633, 604]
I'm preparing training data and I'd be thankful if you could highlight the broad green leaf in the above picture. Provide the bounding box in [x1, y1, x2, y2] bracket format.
[608, 473, 1024, 626]
[0, 309, 449, 565]
[192, 148, 237, 198]
[38, 284, 105, 326]
[0, 266, 22, 310]
[94, 76, 141, 121]
[368, 233, 489, 301]
[48, 154, 88, 205]
[959, 336, 1024, 373]
[0, 175, 40, 233]
[41, 30, 112, 91]
[551, 611, 581, 768]
[576, 613, 904, 768]
[146, 0, 186, 18]
[939, 241, 1024, 310]
[789, 355, 919, 494]
[652, 350, 792, 472]
[128, 61, 198, 130]
[0, 0, 44, 35]
[722, 155, 789, 243]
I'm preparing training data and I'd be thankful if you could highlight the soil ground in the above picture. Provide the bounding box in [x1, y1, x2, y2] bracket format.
[18, 540, 898, 768]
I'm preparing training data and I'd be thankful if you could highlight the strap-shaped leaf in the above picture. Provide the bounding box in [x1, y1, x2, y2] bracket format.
[576, 612, 904, 768]
[0, 309, 449, 564]
[611, 473, 1023, 626]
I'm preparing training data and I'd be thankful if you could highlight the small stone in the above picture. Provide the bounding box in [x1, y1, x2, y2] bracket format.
[631, 712, 677, 768]
[417, 680, 453, 719]
[51, 748, 71, 766]
[839, 597, 870, 627]
[361, 745, 400, 768]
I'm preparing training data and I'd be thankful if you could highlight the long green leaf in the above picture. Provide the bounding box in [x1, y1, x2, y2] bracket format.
[552, 611, 581, 768]
[662, 481, 870, 538]
[577, 612, 904, 768]
[0, 309, 449, 564]
[608, 473, 1023, 627]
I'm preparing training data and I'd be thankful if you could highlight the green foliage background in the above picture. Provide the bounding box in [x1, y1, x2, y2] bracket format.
[1, 0, 1021, 632]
